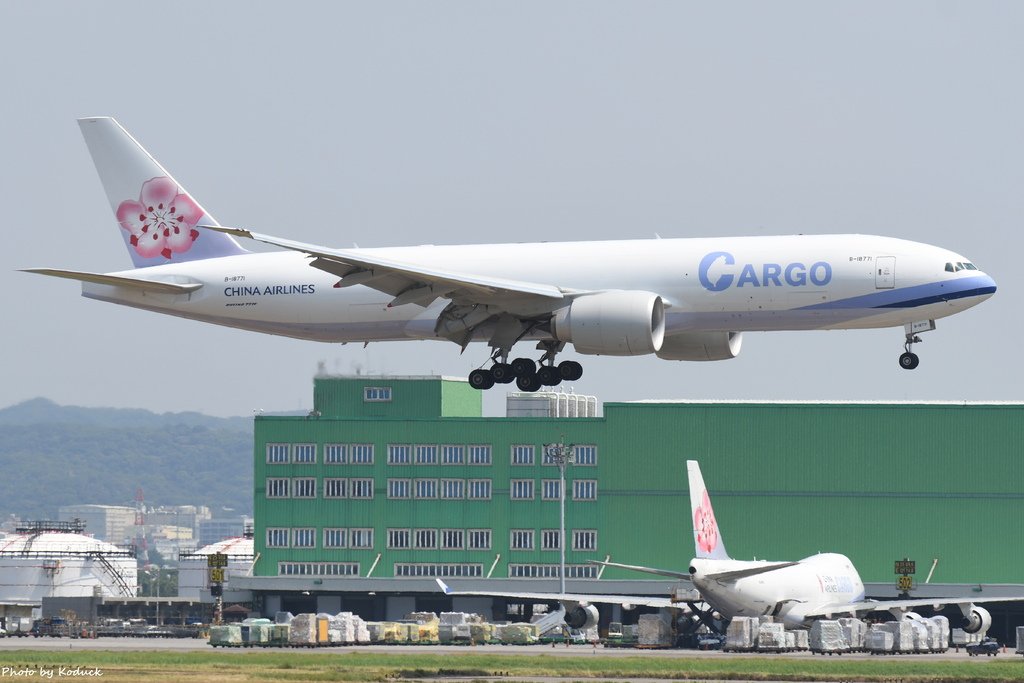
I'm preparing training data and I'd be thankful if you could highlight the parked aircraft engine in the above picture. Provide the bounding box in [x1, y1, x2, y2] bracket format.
[551, 291, 665, 356]
[656, 331, 743, 361]
[961, 605, 992, 634]
[563, 603, 600, 631]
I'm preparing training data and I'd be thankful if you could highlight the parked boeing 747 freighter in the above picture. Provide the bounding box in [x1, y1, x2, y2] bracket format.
[25, 118, 997, 390]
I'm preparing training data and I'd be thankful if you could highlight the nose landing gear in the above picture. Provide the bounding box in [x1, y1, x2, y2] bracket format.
[899, 334, 922, 370]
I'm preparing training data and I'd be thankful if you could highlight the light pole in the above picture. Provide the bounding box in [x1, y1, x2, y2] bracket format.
[543, 438, 575, 596]
[145, 565, 161, 625]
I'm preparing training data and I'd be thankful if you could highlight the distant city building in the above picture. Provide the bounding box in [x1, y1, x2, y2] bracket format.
[199, 517, 252, 549]
[58, 505, 135, 543]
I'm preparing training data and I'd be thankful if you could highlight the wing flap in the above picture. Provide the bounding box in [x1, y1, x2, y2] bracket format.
[22, 268, 203, 294]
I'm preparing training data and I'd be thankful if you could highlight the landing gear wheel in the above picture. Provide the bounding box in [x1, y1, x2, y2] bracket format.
[898, 352, 920, 370]
[491, 363, 516, 384]
[558, 360, 583, 381]
[516, 373, 543, 392]
[538, 365, 562, 386]
[468, 368, 495, 390]
[510, 357, 536, 378]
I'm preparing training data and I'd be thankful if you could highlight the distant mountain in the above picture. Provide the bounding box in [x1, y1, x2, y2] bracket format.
[0, 397, 253, 432]
[0, 399, 254, 520]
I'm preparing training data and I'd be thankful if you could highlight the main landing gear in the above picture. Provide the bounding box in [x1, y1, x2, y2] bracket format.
[899, 333, 922, 370]
[468, 344, 583, 392]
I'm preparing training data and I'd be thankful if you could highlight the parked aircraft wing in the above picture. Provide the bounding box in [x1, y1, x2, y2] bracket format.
[588, 560, 693, 581]
[200, 225, 566, 306]
[21, 268, 203, 294]
[434, 578, 676, 608]
[803, 595, 1024, 619]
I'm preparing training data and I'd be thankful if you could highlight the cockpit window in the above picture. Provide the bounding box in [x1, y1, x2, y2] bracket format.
[945, 262, 955, 272]
[963, 262, 978, 270]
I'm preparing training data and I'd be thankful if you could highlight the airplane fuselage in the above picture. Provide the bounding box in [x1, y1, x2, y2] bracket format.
[81, 234, 995, 345]
[690, 553, 866, 628]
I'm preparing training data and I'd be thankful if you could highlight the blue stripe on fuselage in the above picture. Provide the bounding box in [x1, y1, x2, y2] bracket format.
[799, 275, 996, 311]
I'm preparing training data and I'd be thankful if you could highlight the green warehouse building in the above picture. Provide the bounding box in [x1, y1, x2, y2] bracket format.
[232, 375, 1024, 637]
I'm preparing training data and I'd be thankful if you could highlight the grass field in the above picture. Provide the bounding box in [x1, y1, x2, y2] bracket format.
[0, 650, 1023, 682]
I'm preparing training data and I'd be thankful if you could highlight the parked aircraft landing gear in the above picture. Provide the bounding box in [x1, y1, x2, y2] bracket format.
[899, 334, 922, 370]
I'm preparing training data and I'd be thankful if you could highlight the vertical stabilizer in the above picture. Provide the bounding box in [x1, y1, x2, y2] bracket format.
[687, 460, 730, 560]
[78, 117, 247, 268]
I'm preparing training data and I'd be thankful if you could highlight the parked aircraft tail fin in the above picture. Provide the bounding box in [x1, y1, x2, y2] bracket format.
[687, 460, 730, 560]
[77, 117, 247, 268]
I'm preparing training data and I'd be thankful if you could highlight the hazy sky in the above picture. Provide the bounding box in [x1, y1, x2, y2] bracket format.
[2, 2, 1021, 417]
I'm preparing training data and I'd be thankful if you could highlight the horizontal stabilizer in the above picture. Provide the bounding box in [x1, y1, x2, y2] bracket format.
[21, 268, 203, 294]
[704, 561, 800, 582]
[588, 559, 693, 581]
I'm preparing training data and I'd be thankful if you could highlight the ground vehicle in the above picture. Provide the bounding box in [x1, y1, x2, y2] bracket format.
[967, 637, 1000, 656]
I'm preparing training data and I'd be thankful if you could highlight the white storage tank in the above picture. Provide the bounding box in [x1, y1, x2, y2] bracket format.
[0, 522, 137, 604]
[177, 536, 254, 601]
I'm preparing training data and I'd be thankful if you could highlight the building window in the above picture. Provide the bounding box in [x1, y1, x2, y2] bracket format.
[440, 479, 464, 499]
[323, 528, 347, 548]
[364, 386, 392, 402]
[351, 444, 374, 464]
[388, 444, 412, 465]
[573, 529, 597, 551]
[350, 528, 374, 549]
[350, 478, 374, 499]
[511, 445, 535, 465]
[442, 445, 464, 465]
[293, 443, 316, 463]
[510, 529, 534, 551]
[325, 444, 347, 464]
[510, 479, 534, 500]
[387, 529, 411, 549]
[468, 529, 492, 550]
[292, 528, 316, 548]
[279, 562, 359, 576]
[414, 479, 437, 499]
[509, 564, 598, 579]
[394, 563, 482, 578]
[573, 479, 597, 501]
[541, 479, 561, 500]
[468, 445, 491, 465]
[323, 478, 348, 499]
[266, 443, 289, 464]
[387, 479, 411, 499]
[415, 445, 437, 464]
[266, 528, 289, 548]
[441, 529, 464, 550]
[414, 529, 437, 549]
[467, 479, 491, 500]
[574, 445, 597, 466]
[541, 529, 561, 551]
[292, 477, 316, 498]
[266, 478, 289, 499]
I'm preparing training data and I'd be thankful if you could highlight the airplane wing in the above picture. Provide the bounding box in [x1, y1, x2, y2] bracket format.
[803, 595, 1024, 619]
[200, 225, 566, 305]
[21, 268, 203, 295]
[588, 560, 693, 582]
[435, 579, 677, 608]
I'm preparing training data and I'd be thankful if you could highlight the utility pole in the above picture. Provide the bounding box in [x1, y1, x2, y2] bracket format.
[543, 438, 575, 596]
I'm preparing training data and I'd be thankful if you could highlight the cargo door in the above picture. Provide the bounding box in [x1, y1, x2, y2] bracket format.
[875, 256, 895, 289]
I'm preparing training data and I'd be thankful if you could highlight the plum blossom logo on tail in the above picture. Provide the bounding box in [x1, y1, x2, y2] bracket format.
[693, 489, 719, 554]
[116, 177, 203, 260]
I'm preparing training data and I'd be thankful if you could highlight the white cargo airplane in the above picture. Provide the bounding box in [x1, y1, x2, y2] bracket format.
[25, 118, 996, 391]
[593, 460, 1017, 633]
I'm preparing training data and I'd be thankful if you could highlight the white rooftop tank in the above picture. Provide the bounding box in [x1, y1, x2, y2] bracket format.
[177, 536, 254, 601]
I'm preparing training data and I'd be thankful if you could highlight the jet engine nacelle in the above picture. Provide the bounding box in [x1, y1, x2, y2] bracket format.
[961, 605, 992, 634]
[551, 291, 665, 356]
[564, 603, 600, 631]
[655, 331, 743, 361]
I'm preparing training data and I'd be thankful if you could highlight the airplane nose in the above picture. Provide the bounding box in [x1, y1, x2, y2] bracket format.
[979, 273, 997, 296]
